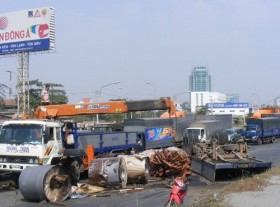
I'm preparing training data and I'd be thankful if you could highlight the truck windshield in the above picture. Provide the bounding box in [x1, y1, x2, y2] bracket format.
[244, 126, 257, 132]
[186, 129, 201, 137]
[0, 124, 43, 145]
[226, 129, 235, 135]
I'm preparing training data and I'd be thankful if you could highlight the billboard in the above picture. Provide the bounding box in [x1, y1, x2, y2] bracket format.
[0, 7, 55, 55]
[206, 102, 249, 109]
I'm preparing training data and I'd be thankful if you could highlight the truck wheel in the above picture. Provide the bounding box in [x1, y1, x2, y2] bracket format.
[70, 159, 81, 184]
[257, 138, 263, 145]
[10, 172, 20, 187]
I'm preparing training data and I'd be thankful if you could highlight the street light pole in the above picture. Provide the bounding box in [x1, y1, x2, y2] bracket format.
[95, 81, 121, 124]
[96, 81, 121, 100]
[6, 70, 12, 99]
[209, 95, 213, 115]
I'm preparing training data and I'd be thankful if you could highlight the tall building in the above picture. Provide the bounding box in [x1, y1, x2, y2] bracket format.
[189, 66, 211, 92]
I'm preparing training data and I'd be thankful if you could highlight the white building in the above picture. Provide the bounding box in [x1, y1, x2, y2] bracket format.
[190, 92, 250, 116]
[190, 92, 227, 113]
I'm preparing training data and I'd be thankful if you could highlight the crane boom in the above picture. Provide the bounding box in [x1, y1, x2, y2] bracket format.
[33, 97, 176, 119]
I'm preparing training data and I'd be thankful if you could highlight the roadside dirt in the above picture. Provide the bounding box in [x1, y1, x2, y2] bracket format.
[223, 175, 280, 207]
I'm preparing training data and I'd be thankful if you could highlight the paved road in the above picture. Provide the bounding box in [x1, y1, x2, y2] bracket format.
[0, 174, 215, 207]
[0, 140, 279, 207]
[246, 138, 280, 167]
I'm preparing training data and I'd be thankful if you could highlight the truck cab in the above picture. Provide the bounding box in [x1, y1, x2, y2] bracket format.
[183, 127, 206, 146]
[0, 120, 63, 175]
[225, 128, 243, 143]
[241, 124, 262, 144]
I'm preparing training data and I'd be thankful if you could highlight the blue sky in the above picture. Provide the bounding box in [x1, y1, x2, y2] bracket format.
[0, 0, 280, 106]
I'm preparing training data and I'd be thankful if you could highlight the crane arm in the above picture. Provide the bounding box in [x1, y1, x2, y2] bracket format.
[33, 97, 176, 119]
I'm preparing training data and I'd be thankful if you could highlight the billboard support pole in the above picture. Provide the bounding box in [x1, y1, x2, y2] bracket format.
[17, 52, 30, 115]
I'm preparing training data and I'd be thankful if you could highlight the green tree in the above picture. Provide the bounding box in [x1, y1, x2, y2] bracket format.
[0, 83, 8, 99]
[195, 105, 210, 115]
[0, 83, 8, 110]
[29, 79, 68, 110]
[182, 101, 191, 112]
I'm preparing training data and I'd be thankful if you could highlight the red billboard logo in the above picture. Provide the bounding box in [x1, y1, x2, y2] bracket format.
[0, 16, 8, 30]
[30, 24, 49, 38]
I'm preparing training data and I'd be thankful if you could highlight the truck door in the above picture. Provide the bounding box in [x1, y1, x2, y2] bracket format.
[200, 129, 205, 140]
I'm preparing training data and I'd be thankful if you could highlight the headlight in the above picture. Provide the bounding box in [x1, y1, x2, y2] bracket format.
[29, 158, 40, 164]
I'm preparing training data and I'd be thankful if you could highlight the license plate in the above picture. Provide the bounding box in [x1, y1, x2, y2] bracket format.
[238, 164, 249, 168]
[10, 165, 21, 169]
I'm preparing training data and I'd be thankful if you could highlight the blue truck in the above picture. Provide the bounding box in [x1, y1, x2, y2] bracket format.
[241, 117, 280, 144]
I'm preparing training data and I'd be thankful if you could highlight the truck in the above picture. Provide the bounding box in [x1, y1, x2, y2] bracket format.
[224, 127, 244, 143]
[183, 114, 232, 148]
[123, 116, 194, 149]
[241, 117, 280, 144]
[0, 97, 177, 183]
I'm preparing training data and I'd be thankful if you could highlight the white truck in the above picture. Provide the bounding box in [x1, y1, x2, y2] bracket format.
[0, 120, 66, 179]
[0, 97, 177, 183]
[183, 116, 232, 148]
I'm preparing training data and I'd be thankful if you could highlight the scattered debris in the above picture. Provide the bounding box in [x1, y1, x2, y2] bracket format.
[88, 157, 127, 188]
[148, 147, 192, 179]
[118, 154, 150, 184]
[71, 183, 105, 196]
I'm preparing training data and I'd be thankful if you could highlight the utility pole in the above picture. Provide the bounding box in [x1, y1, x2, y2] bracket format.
[6, 70, 12, 99]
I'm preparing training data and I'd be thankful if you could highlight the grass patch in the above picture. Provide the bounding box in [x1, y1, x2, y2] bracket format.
[189, 194, 226, 207]
[221, 165, 280, 196]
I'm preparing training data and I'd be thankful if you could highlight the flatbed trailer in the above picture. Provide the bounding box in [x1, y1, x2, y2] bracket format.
[191, 156, 272, 182]
[189, 139, 272, 182]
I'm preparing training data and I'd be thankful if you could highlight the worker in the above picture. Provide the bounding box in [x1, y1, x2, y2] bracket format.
[33, 128, 42, 140]
[64, 122, 75, 149]
[41, 84, 50, 105]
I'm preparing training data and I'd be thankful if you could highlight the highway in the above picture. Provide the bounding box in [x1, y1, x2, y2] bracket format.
[0, 140, 279, 207]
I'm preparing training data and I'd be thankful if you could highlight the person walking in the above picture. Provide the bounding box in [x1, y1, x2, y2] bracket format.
[41, 84, 50, 105]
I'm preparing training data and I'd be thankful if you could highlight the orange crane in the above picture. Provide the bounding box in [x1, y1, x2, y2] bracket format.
[32, 97, 176, 119]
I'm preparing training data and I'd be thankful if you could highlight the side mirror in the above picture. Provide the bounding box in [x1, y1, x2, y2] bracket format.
[0, 129, 5, 139]
[43, 138, 48, 144]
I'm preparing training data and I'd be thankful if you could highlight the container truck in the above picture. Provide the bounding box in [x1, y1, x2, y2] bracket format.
[123, 116, 194, 149]
[241, 117, 280, 144]
[183, 115, 232, 148]
[183, 120, 228, 148]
